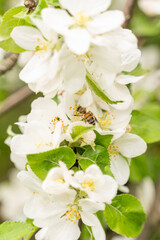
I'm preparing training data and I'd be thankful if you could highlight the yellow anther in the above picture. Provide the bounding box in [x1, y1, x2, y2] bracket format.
[108, 145, 119, 160]
[65, 207, 81, 224]
[53, 177, 65, 184]
[49, 116, 64, 131]
[98, 112, 115, 130]
[74, 11, 91, 26]
[81, 179, 96, 191]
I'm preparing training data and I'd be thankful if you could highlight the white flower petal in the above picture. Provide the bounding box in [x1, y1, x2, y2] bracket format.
[81, 212, 96, 226]
[42, 8, 73, 35]
[17, 170, 42, 193]
[91, 216, 106, 240]
[31, 17, 57, 42]
[11, 26, 44, 51]
[35, 227, 48, 240]
[79, 199, 105, 213]
[85, 164, 102, 176]
[115, 133, 147, 158]
[62, 60, 86, 94]
[116, 75, 144, 85]
[111, 154, 130, 185]
[65, 28, 90, 55]
[45, 219, 80, 240]
[122, 49, 141, 72]
[10, 153, 27, 170]
[138, 0, 160, 16]
[87, 11, 125, 34]
[99, 175, 118, 204]
[11, 135, 34, 155]
[78, 89, 94, 107]
[19, 52, 50, 84]
[59, 0, 111, 16]
[105, 83, 133, 111]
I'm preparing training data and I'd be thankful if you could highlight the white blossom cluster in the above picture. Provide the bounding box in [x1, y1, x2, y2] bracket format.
[17, 162, 117, 240]
[7, 0, 147, 239]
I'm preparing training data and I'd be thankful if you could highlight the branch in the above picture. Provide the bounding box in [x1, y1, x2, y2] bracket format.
[0, 53, 19, 75]
[0, 86, 33, 116]
[122, 0, 137, 28]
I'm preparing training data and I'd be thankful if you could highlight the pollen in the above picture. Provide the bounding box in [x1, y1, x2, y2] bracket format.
[35, 141, 45, 148]
[65, 207, 81, 224]
[108, 145, 119, 161]
[49, 116, 64, 131]
[35, 41, 48, 52]
[81, 179, 96, 191]
[53, 177, 65, 184]
[98, 112, 115, 130]
[74, 11, 91, 26]
[75, 53, 91, 64]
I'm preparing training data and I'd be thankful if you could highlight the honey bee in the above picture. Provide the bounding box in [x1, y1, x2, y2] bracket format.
[24, 0, 37, 13]
[75, 105, 96, 126]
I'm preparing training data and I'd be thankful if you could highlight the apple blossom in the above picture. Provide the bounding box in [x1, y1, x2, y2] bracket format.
[18, 163, 117, 240]
[11, 18, 61, 96]
[138, 0, 160, 16]
[109, 133, 147, 186]
[1, 1, 149, 239]
[73, 165, 118, 204]
[42, 0, 125, 55]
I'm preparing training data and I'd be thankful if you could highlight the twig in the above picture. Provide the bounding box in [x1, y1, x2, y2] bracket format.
[136, 179, 160, 240]
[0, 53, 19, 75]
[122, 0, 138, 28]
[0, 86, 33, 116]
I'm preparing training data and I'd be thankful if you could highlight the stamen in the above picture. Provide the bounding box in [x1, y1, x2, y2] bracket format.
[108, 145, 119, 161]
[65, 207, 81, 224]
[81, 179, 96, 191]
[53, 177, 65, 184]
[35, 141, 53, 148]
[74, 11, 91, 26]
[98, 112, 115, 130]
[49, 116, 64, 131]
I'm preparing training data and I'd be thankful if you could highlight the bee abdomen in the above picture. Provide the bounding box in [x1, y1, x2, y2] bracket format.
[84, 112, 96, 125]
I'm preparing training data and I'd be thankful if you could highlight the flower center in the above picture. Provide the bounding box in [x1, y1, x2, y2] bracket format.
[75, 53, 90, 64]
[98, 112, 116, 130]
[74, 11, 91, 26]
[53, 177, 65, 184]
[65, 207, 81, 223]
[81, 179, 96, 191]
[108, 145, 119, 160]
[35, 38, 56, 52]
[49, 117, 64, 132]
[35, 141, 53, 149]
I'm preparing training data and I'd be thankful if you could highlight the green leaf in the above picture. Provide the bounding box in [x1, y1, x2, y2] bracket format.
[33, 0, 48, 15]
[0, 221, 35, 240]
[104, 194, 146, 238]
[94, 131, 113, 149]
[14, 0, 48, 22]
[46, 0, 60, 7]
[71, 125, 95, 142]
[0, 7, 32, 39]
[27, 147, 76, 180]
[23, 219, 38, 240]
[123, 64, 149, 76]
[130, 110, 160, 143]
[86, 72, 123, 105]
[14, 10, 34, 25]
[79, 145, 110, 173]
[0, 38, 25, 53]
